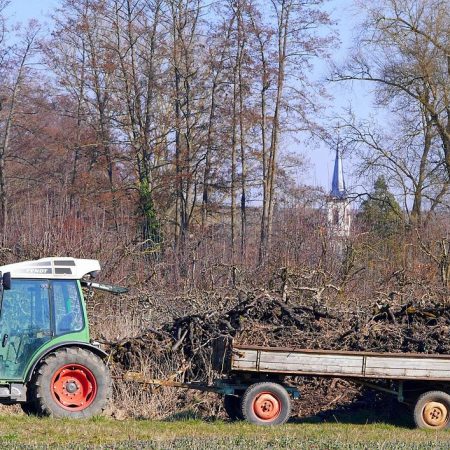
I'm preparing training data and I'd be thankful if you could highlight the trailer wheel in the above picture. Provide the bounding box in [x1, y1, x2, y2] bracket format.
[414, 391, 450, 429]
[241, 382, 291, 426]
[30, 347, 111, 418]
[224, 394, 243, 421]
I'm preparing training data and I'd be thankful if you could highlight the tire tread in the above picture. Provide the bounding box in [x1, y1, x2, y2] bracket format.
[241, 382, 291, 426]
[28, 347, 111, 418]
[413, 390, 450, 430]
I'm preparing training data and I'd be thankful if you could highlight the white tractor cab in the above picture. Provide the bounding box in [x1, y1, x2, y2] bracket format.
[0, 257, 117, 418]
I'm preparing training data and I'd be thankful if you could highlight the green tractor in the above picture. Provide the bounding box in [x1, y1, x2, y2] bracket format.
[0, 257, 114, 418]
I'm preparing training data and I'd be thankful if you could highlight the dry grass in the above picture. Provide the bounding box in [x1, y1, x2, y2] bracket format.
[0, 413, 449, 449]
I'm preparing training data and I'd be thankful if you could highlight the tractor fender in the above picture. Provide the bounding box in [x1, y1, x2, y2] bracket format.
[26, 342, 109, 382]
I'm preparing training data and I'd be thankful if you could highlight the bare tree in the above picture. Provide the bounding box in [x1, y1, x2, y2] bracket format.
[108, 0, 167, 246]
[168, 0, 205, 249]
[332, 0, 450, 180]
[342, 102, 449, 225]
[250, 0, 333, 263]
[236, 1, 249, 260]
[0, 23, 39, 237]
[200, 10, 235, 229]
[0, 0, 8, 55]
[46, 0, 120, 229]
[229, 0, 248, 266]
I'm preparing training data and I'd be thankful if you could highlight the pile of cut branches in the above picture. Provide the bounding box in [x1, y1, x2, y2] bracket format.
[103, 288, 450, 419]
[107, 290, 450, 380]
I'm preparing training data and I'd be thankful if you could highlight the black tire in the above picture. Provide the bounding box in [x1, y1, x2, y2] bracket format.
[241, 382, 291, 426]
[29, 347, 111, 418]
[224, 394, 243, 421]
[20, 401, 38, 416]
[414, 390, 450, 429]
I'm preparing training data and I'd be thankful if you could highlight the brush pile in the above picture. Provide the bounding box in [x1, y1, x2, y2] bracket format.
[107, 289, 450, 381]
[101, 285, 450, 419]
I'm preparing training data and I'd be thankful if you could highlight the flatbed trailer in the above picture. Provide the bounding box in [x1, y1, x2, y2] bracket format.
[128, 340, 450, 429]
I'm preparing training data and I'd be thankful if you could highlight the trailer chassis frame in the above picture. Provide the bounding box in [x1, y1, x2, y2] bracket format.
[121, 372, 300, 398]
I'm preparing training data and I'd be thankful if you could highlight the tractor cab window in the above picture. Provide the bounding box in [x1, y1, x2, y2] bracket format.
[0, 279, 52, 380]
[52, 280, 84, 335]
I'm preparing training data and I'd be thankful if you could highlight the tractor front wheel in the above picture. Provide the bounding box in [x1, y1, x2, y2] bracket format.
[30, 347, 111, 418]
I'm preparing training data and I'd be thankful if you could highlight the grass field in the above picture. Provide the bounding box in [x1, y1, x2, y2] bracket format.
[0, 414, 450, 449]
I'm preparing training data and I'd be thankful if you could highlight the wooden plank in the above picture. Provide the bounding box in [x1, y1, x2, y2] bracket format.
[232, 359, 359, 375]
[258, 352, 363, 367]
[232, 350, 258, 362]
[233, 344, 450, 360]
[233, 350, 363, 365]
[232, 360, 257, 370]
[232, 361, 450, 381]
[258, 362, 363, 374]
[256, 360, 363, 370]
[232, 350, 364, 375]
[364, 356, 450, 378]
[364, 367, 450, 378]
[233, 360, 363, 374]
[366, 357, 450, 371]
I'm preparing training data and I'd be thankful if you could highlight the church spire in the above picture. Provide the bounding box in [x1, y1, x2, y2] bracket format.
[330, 147, 346, 199]
[327, 144, 351, 239]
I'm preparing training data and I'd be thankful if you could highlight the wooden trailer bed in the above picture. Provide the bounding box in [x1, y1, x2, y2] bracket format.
[231, 344, 450, 381]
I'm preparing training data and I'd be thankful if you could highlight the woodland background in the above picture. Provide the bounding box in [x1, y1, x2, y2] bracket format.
[0, 0, 449, 419]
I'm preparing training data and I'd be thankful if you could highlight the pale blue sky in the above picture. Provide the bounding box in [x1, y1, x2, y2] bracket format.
[6, 0, 57, 24]
[5, 0, 373, 193]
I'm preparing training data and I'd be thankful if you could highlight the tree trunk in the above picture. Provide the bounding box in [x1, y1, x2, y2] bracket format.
[0, 36, 34, 240]
[266, 1, 289, 254]
[237, 3, 247, 261]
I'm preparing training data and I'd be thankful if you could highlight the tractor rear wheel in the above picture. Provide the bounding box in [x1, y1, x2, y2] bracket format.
[20, 401, 38, 416]
[30, 347, 111, 418]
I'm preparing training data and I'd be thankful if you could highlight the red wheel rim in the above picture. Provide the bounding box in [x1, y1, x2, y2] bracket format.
[252, 392, 281, 422]
[51, 364, 97, 411]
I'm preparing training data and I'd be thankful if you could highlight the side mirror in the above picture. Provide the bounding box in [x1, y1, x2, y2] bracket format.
[2, 272, 11, 290]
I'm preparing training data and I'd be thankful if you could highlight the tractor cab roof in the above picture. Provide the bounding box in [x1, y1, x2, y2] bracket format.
[0, 257, 101, 280]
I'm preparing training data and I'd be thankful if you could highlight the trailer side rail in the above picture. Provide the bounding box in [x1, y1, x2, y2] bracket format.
[231, 345, 450, 381]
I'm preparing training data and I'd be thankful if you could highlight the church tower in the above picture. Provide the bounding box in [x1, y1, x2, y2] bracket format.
[327, 147, 351, 237]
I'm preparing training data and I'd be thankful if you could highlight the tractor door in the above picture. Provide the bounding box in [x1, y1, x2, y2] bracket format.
[0, 279, 52, 380]
[51, 280, 84, 336]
